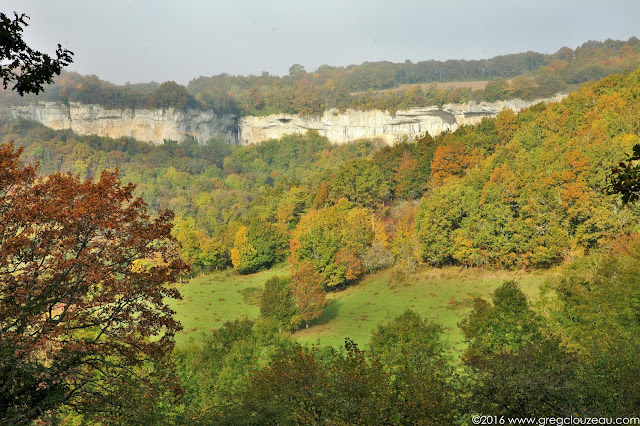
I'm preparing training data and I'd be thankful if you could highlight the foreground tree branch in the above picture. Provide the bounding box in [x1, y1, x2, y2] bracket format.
[0, 144, 187, 423]
[0, 12, 73, 96]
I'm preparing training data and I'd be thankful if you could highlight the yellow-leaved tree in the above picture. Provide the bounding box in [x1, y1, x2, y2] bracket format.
[231, 225, 256, 273]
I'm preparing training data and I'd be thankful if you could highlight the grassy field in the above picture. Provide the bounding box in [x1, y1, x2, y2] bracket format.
[352, 80, 497, 96]
[406, 81, 493, 92]
[170, 266, 552, 351]
[169, 266, 288, 347]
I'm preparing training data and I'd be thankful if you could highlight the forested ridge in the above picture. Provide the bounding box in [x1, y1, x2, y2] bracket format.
[170, 61, 640, 422]
[2, 37, 640, 116]
[4, 37, 640, 423]
[4, 64, 640, 281]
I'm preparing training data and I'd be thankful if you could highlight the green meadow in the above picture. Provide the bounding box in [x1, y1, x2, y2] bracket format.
[170, 266, 552, 351]
[169, 266, 287, 347]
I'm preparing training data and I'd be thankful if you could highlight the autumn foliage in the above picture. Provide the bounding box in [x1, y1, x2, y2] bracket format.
[290, 262, 327, 328]
[417, 68, 640, 268]
[0, 144, 187, 423]
[430, 141, 479, 185]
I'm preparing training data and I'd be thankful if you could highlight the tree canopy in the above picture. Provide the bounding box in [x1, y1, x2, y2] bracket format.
[4, 37, 640, 116]
[0, 144, 186, 423]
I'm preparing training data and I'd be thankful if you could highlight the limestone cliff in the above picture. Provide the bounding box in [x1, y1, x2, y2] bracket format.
[3, 102, 239, 145]
[2, 95, 565, 146]
[240, 96, 566, 145]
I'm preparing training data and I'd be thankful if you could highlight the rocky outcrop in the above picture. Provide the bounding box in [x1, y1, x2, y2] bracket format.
[3, 102, 239, 145]
[2, 95, 566, 146]
[240, 95, 566, 145]
[240, 108, 455, 146]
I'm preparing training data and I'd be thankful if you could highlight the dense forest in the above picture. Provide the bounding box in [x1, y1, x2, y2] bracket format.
[170, 65, 640, 423]
[2, 37, 640, 116]
[4, 21, 640, 422]
[4, 64, 639, 282]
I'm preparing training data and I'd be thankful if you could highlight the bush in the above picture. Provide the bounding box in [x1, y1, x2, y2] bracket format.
[361, 242, 395, 273]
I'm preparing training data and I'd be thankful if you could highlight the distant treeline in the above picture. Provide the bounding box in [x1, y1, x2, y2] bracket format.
[4, 56, 640, 424]
[3, 62, 640, 278]
[1, 38, 639, 117]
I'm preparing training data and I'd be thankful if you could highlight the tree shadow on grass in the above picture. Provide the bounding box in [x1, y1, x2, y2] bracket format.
[312, 299, 341, 327]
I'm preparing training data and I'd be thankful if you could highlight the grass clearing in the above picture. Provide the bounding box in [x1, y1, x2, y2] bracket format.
[399, 80, 494, 92]
[294, 267, 550, 351]
[170, 266, 553, 352]
[169, 266, 288, 347]
[352, 80, 496, 96]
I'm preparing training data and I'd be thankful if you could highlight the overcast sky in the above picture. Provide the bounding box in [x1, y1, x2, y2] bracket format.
[3, 1, 639, 85]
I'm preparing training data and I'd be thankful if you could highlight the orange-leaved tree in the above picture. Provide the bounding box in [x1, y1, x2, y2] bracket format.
[0, 144, 187, 423]
[290, 262, 327, 329]
[430, 142, 477, 186]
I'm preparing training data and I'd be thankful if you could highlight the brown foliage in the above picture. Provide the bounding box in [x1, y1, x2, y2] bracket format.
[334, 248, 363, 281]
[290, 262, 327, 328]
[0, 144, 187, 422]
[430, 142, 474, 186]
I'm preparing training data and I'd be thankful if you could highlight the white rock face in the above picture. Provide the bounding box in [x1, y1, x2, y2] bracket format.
[442, 96, 566, 127]
[3, 102, 239, 145]
[2, 95, 566, 146]
[240, 95, 566, 145]
[240, 108, 456, 145]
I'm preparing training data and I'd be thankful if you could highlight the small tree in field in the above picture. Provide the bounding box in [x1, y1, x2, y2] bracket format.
[0, 144, 187, 423]
[259, 276, 299, 331]
[290, 262, 327, 329]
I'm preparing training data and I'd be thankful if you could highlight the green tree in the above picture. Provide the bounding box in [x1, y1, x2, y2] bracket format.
[246, 220, 287, 271]
[149, 81, 194, 109]
[174, 318, 294, 421]
[460, 281, 581, 416]
[290, 201, 375, 287]
[288, 63, 306, 77]
[484, 77, 509, 102]
[553, 238, 640, 415]
[222, 341, 395, 424]
[510, 75, 536, 100]
[534, 67, 567, 97]
[369, 310, 460, 424]
[218, 345, 328, 424]
[416, 182, 479, 266]
[259, 277, 300, 331]
[329, 159, 390, 207]
[231, 221, 287, 274]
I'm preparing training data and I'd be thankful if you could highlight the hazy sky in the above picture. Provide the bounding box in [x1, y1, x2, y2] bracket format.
[3, 1, 639, 85]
